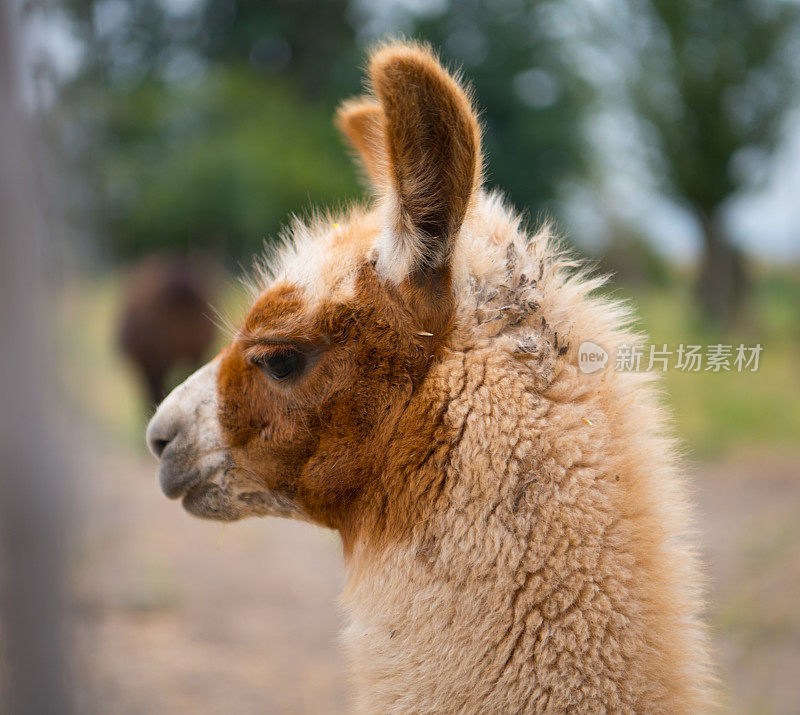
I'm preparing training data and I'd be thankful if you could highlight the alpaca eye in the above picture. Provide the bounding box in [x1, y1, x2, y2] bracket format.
[257, 350, 306, 382]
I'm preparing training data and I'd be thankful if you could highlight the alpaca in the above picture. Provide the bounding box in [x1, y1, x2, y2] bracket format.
[119, 254, 216, 405]
[146, 42, 714, 711]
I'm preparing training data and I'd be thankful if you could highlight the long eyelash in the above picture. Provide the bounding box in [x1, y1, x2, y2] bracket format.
[244, 342, 300, 365]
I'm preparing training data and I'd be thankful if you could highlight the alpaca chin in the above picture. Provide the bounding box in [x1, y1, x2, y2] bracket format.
[182, 470, 303, 522]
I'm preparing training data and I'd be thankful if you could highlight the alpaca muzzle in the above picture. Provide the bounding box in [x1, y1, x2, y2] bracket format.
[146, 359, 228, 501]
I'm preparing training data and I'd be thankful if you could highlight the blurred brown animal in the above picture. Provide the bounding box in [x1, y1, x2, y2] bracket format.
[119, 255, 217, 407]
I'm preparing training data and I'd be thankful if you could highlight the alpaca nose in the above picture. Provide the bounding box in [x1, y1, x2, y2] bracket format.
[146, 408, 181, 459]
[146, 374, 194, 460]
[146, 360, 216, 459]
[146, 423, 176, 459]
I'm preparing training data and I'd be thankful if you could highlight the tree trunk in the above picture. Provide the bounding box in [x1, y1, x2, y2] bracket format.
[696, 212, 747, 329]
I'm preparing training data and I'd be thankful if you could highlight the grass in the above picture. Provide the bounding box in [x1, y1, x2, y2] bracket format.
[630, 271, 800, 458]
[56, 267, 799, 459]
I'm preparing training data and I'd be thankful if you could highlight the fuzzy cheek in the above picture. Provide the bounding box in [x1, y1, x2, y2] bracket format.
[217, 355, 283, 448]
[215, 344, 314, 496]
[216, 345, 265, 444]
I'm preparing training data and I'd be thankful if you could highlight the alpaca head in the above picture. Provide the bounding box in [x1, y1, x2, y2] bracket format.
[146, 42, 484, 528]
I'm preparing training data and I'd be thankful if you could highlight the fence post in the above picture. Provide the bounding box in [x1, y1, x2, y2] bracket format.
[0, 0, 72, 712]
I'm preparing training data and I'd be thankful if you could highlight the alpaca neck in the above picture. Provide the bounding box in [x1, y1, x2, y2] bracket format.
[340, 345, 708, 711]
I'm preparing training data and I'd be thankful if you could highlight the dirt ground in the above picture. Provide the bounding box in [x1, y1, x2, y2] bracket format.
[68, 431, 800, 714]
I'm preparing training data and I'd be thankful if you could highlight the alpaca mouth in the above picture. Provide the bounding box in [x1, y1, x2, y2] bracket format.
[157, 447, 244, 521]
[181, 471, 303, 522]
[157, 442, 231, 501]
[158, 459, 204, 500]
[158, 443, 299, 522]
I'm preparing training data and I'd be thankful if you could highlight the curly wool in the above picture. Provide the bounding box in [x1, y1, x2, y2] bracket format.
[340, 191, 715, 713]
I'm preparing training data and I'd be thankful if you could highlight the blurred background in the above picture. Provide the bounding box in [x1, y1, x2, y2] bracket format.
[2, 0, 799, 712]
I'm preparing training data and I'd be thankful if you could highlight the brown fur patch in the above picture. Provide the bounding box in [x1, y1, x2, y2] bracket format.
[217, 261, 444, 532]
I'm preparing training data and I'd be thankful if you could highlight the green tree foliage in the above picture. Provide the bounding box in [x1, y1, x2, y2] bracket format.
[53, 0, 588, 261]
[621, 0, 800, 325]
[197, 0, 361, 100]
[89, 69, 361, 258]
[57, 0, 366, 260]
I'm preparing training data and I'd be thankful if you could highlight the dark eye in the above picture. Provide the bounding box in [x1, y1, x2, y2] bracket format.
[257, 350, 306, 382]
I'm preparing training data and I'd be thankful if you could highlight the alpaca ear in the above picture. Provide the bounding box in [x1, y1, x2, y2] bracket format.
[368, 42, 482, 285]
[336, 98, 387, 189]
